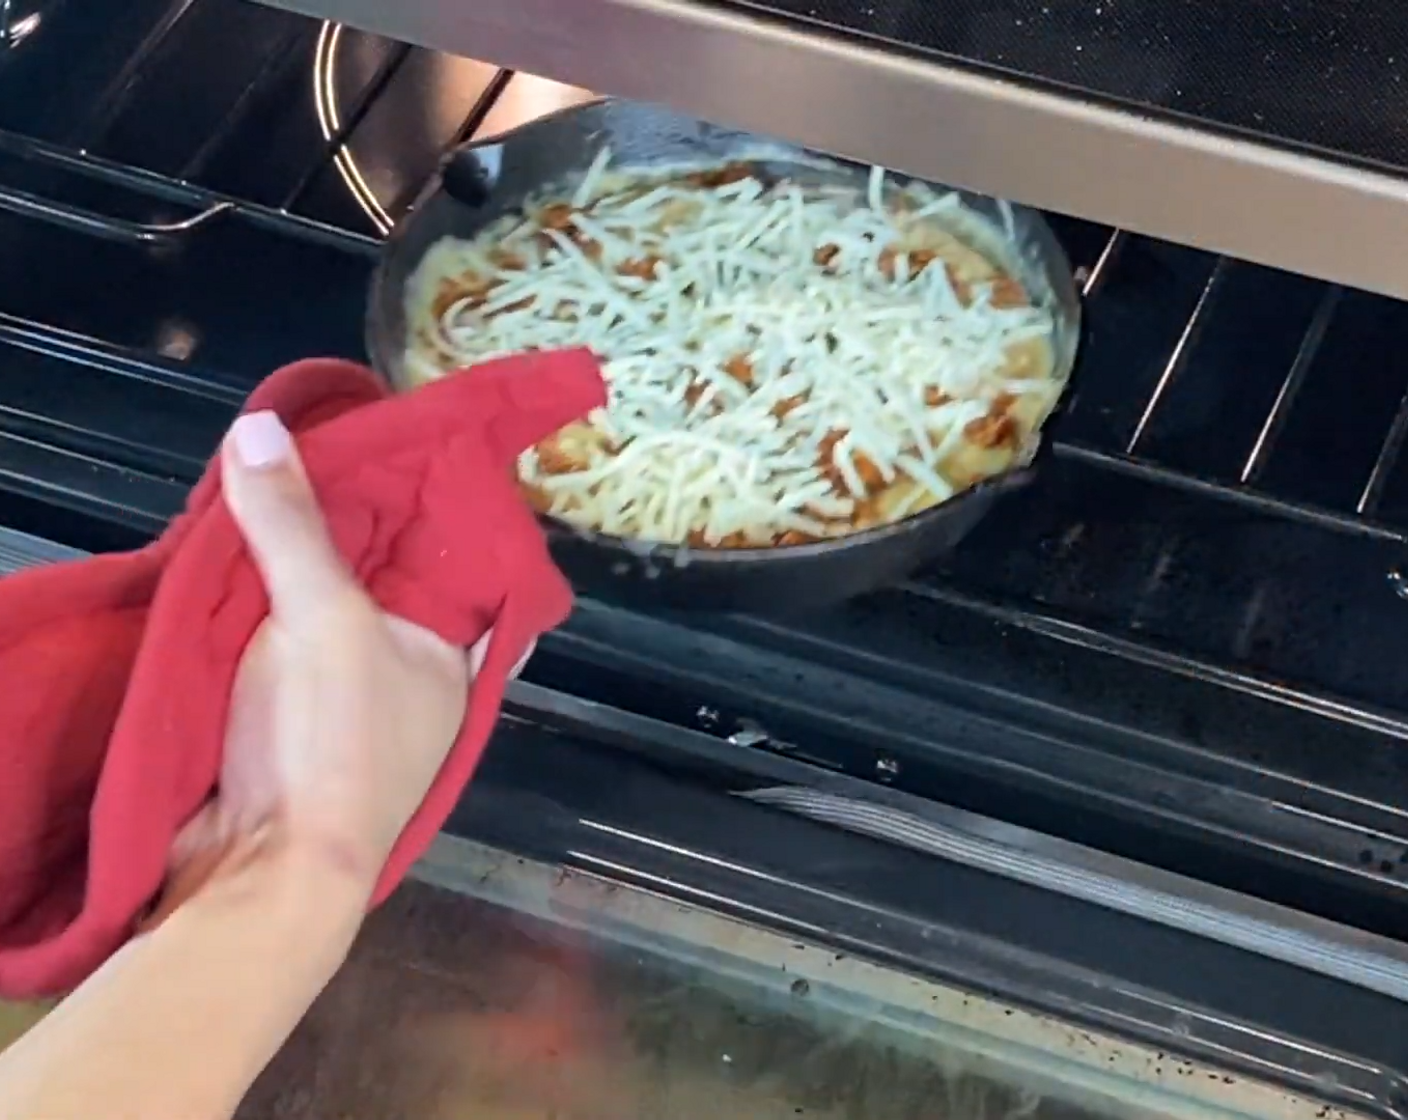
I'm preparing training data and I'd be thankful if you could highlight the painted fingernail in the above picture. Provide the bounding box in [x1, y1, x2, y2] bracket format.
[231, 411, 292, 469]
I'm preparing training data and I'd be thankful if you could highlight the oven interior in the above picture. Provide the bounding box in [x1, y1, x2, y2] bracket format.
[5, 0, 1408, 1115]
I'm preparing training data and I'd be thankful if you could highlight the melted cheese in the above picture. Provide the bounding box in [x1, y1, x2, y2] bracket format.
[402, 153, 1061, 547]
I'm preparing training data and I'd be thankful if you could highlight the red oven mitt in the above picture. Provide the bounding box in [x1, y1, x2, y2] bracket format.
[0, 348, 607, 998]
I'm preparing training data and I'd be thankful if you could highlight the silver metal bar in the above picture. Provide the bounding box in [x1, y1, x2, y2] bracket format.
[1055, 440, 1407, 543]
[0, 128, 382, 255]
[0, 187, 234, 245]
[254, 0, 1408, 299]
[1241, 286, 1341, 485]
[743, 786, 1408, 1004]
[0, 0, 41, 51]
[506, 671, 1408, 1008]
[1125, 258, 1226, 454]
[909, 578, 1408, 742]
[1359, 384, 1408, 515]
[0, 527, 84, 575]
[69, 0, 200, 149]
[1077, 228, 1127, 299]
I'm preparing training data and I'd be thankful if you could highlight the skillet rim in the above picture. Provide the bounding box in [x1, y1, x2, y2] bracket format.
[365, 97, 1083, 568]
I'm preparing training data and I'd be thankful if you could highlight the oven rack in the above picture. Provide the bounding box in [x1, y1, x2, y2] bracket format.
[8, 0, 1408, 935]
[7, 75, 1408, 550]
[5, 118, 1408, 624]
[9, 160, 1407, 546]
[5, 0, 1407, 550]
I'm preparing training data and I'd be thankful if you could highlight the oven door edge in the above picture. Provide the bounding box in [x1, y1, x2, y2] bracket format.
[455, 711, 1408, 1120]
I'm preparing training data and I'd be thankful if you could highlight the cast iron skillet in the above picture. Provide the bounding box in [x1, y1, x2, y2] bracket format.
[366, 99, 1082, 613]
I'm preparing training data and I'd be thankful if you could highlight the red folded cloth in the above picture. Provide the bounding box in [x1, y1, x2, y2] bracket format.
[0, 348, 606, 998]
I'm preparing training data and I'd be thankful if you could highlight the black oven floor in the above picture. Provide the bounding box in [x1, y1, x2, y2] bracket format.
[721, 0, 1408, 178]
[6, 0, 1408, 942]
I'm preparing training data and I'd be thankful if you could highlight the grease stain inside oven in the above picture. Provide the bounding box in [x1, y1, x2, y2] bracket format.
[154, 318, 199, 361]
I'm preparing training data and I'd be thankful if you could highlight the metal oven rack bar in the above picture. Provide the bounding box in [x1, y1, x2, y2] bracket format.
[1060, 272, 1408, 549]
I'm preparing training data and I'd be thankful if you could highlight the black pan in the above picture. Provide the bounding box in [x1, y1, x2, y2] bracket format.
[366, 99, 1082, 613]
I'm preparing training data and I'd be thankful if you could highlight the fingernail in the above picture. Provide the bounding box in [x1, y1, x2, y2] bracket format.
[231, 411, 292, 469]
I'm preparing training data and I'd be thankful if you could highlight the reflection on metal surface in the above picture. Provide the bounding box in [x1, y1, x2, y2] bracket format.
[258, 0, 1408, 299]
[313, 22, 391, 234]
[153, 318, 200, 361]
[473, 74, 596, 141]
[738, 785, 1408, 1002]
[0, 186, 233, 245]
[233, 836, 1368, 1120]
[1125, 260, 1226, 454]
[311, 26, 591, 235]
[0, 3, 39, 50]
[0, 837, 1380, 1119]
[1240, 286, 1340, 485]
[1359, 385, 1408, 515]
[0, 526, 83, 576]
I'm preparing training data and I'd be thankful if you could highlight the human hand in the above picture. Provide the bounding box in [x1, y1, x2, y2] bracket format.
[156, 410, 530, 917]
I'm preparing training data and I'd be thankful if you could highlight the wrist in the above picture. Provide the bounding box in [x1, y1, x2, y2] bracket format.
[170, 821, 369, 963]
[269, 818, 377, 891]
[145, 817, 375, 936]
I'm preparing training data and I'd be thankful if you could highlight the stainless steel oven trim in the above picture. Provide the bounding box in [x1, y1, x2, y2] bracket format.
[510, 676, 1408, 1008]
[254, 0, 1408, 299]
[743, 785, 1408, 1005]
[0, 525, 82, 572]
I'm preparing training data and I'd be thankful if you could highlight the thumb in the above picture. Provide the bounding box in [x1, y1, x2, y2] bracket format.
[223, 410, 360, 624]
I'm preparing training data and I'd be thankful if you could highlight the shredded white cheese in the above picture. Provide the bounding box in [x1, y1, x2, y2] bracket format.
[404, 152, 1061, 547]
